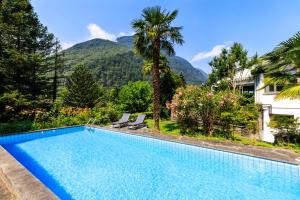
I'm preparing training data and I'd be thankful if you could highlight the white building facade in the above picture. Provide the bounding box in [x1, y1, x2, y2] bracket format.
[234, 69, 300, 143]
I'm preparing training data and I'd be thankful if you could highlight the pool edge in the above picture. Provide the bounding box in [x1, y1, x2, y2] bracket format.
[2, 124, 300, 166]
[0, 146, 58, 200]
[90, 125, 300, 166]
[0, 125, 84, 137]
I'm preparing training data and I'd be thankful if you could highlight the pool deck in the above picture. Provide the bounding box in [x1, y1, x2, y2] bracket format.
[99, 125, 300, 165]
[0, 147, 58, 200]
[0, 177, 15, 200]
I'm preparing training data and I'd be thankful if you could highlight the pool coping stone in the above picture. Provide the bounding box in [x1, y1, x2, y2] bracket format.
[96, 125, 300, 166]
[0, 147, 58, 200]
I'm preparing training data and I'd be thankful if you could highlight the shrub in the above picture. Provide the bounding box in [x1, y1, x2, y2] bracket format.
[269, 115, 300, 144]
[160, 107, 170, 119]
[168, 86, 259, 139]
[91, 104, 121, 125]
[235, 103, 260, 135]
[168, 85, 218, 135]
[0, 120, 33, 134]
[118, 81, 152, 113]
[130, 112, 153, 121]
[33, 106, 92, 129]
[216, 90, 239, 139]
[0, 91, 31, 121]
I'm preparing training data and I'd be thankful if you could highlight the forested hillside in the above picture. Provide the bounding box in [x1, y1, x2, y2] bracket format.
[62, 36, 207, 86]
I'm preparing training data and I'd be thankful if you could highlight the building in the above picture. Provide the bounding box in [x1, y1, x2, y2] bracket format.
[234, 68, 300, 143]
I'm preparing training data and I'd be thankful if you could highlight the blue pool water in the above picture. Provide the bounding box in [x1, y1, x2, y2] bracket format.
[1, 126, 300, 200]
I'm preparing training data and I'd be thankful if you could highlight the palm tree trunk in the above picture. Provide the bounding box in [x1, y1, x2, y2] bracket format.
[152, 40, 160, 131]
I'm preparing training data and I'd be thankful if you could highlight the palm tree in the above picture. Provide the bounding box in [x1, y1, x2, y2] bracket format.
[132, 6, 184, 131]
[143, 54, 170, 75]
[262, 31, 300, 99]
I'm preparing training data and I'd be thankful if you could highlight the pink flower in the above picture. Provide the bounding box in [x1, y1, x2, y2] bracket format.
[207, 92, 213, 97]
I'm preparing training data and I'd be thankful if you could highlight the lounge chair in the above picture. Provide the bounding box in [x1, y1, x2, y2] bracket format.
[112, 113, 131, 128]
[128, 114, 146, 129]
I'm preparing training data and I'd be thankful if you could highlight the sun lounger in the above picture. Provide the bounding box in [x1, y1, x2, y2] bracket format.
[128, 114, 146, 129]
[112, 113, 131, 128]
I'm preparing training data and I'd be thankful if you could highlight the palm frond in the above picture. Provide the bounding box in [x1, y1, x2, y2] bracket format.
[143, 54, 170, 75]
[167, 27, 184, 45]
[131, 19, 146, 31]
[161, 40, 175, 56]
[275, 84, 300, 100]
[165, 10, 178, 24]
[264, 73, 293, 85]
[279, 31, 300, 48]
[132, 6, 183, 69]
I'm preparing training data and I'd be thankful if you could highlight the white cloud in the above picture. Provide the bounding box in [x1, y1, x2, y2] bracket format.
[117, 31, 135, 37]
[61, 42, 74, 50]
[60, 24, 133, 50]
[87, 23, 117, 41]
[191, 41, 233, 62]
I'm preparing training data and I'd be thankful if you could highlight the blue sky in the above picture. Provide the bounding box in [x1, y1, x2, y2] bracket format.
[31, 0, 300, 73]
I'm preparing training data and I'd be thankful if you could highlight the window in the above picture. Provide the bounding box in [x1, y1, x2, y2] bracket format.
[276, 85, 283, 92]
[263, 76, 300, 94]
[264, 84, 283, 94]
[290, 78, 298, 84]
[269, 85, 275, 92]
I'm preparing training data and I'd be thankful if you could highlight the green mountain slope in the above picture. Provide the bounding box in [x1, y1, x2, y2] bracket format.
[62, 36, 207, 86]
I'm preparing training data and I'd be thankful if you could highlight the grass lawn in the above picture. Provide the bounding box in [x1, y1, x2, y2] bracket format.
[146, 119, 300, 153]
[145, 119, 181, 135]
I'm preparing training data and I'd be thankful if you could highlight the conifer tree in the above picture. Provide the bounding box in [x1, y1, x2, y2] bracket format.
[0, 0, 54, 99]
[64, 65, 103, 108]
[51, 38, 64, 102]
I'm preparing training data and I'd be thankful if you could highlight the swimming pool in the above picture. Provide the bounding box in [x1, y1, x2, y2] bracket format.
[1, 126, 300, 199]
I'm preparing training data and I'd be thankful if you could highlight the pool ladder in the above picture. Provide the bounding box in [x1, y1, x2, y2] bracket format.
[86, 118, 96, 125]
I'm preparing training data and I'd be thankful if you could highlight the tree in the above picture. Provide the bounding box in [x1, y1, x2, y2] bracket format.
[64, 65, 104, 108]
[261, 31, 300, 99]
[132, 6, 184, 131]
[160, 71, 185, 118]
[0, 0, 55, 99]
[160, 71, 185, 105]
[50, 38, 64, 102]
[118, 81, 152, 113]
[207, 43, 251, 90]
[143, 54, 170, 75]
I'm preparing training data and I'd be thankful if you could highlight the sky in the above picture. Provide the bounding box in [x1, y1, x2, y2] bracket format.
[31, 0, 300, 73]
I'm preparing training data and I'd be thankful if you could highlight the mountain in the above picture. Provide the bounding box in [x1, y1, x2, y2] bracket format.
[168, 56, 207, 84]
[62, 36, 207, 86]
[116, 36, 134, 48]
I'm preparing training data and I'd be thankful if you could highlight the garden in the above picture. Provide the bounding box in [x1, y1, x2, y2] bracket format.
[1, 1, 300, 154]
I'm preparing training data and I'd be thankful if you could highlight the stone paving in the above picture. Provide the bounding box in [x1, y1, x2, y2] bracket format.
[0, 147, 57, 200]
[0, 177, 15, 200]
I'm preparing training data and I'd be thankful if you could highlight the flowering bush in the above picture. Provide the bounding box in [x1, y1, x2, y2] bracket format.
[33, 106, 91, 129]
[168, 86, 259, 139]
[32, 103, 120, 130]
[168, 86, 219, 135]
